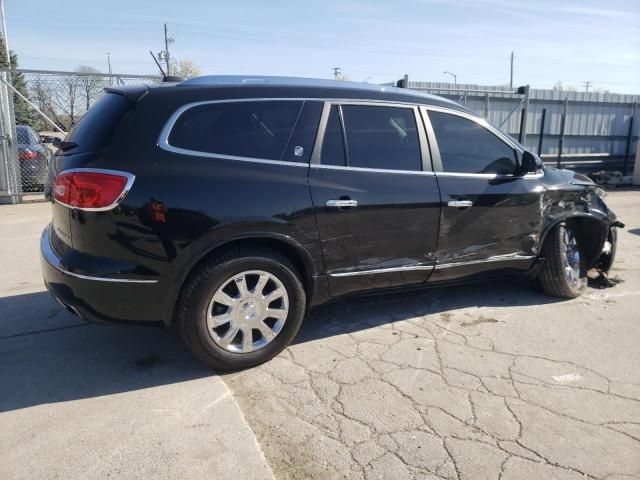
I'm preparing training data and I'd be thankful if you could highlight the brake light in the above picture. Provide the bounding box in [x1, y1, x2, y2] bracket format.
[52, 170, 133, 210]
[19, 149, 38, 160]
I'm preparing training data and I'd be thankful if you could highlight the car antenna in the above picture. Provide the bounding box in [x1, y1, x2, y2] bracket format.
[149, 50, 167, 81]
[148, 50, 185, 83]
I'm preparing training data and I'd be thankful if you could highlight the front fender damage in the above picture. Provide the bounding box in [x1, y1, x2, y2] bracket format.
[540, 180, 623, 273]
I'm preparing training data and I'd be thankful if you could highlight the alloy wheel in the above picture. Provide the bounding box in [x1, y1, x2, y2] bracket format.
[561, 228, 581, 287]
[206, 270, 289, 353]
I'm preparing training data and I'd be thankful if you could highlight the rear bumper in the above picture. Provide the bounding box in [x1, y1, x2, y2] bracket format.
[40, 225, 166, 325]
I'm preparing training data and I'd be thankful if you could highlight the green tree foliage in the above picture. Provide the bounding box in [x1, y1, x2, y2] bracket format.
[0, 33, 36, 127]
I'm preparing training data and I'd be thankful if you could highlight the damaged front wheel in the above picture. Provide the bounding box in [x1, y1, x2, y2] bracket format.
[537, 222, 587, 298]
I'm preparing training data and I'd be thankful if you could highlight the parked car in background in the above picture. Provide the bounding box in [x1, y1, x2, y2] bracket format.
[17, 125, 49, 191]
[40, 76, 622, 370]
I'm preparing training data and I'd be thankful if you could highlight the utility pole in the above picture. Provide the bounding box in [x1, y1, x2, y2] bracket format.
[583, 80, 592, 93]
[107, 52, 112, 86]
[510, 51, 514, 89]
[164, 22, 172, 76]
[333, 67, 341, 80]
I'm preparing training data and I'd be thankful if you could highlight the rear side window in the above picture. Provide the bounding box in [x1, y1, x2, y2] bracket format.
[340, 105, 422, 171]
[168, 100, 304, 161]
[17, 126, 40, 144]
[65, 93, 132, 153]
[429, 111, 517, 175]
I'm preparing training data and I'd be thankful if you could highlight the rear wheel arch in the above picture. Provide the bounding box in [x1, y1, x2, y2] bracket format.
[168, 234, 316, 325]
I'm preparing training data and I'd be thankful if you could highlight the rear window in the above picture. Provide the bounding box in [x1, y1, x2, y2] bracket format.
[168, 100, 304, 161]
[65, 93, 132, 152]
[16, 126, 39, 144]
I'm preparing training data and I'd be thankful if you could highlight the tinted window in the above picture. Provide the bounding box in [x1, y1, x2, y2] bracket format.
[169, 100, 303, 161]
[282, 101, 322, 163]
[341, 105, 422, 171]
[65, 93, 132, 153]
[321, 106, 346, 166]
[17, 126, 39, 144]
[429, 111, 517, 175]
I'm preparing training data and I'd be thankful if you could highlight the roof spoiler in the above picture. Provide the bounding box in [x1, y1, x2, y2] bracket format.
[104, 85, 150, 102]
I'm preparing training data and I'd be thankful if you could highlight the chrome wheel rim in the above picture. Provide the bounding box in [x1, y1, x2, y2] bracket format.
[206, 270, 289, 353]
[561, 228, 581, 287]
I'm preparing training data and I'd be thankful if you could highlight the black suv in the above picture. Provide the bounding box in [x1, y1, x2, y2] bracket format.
[41, 76, 621, 370]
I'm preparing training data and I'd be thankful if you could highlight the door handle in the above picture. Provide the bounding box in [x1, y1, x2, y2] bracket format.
[326, 199, 358, 208]
[447, 200, 473, 208]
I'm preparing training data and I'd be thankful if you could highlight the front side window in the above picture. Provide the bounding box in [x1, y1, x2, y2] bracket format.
[341, 105, 422, 171]
[429, 111, 517, 175]
[168, 100, 303, 161]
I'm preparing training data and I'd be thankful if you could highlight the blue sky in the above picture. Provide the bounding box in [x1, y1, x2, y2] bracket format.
[6, 0, 640, 93]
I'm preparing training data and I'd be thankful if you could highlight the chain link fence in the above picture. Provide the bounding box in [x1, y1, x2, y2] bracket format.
[0, 68, 160, 201]
[404, 80, 639, 174]
[1, 69, 638, 202]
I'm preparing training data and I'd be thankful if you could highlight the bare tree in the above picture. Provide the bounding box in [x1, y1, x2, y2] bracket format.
[46, 74, 82, 129]
[29, 77, 66, 131]
[176, 59, 202, 78]
[76, 65, 105, 111]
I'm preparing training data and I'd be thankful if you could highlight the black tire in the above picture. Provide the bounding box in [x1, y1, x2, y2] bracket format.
[176, 247, 306, 371]
[536, 222, 587, 298]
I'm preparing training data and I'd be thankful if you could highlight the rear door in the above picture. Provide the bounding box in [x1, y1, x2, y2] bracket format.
[308, 102, 441, 296]
[422, 107, 545, 282]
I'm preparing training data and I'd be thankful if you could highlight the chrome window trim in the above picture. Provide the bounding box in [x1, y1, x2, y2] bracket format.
[41, 226, 159, 284]
[435, 170, 544, 180]
[156, 145, 310, 168]
[310, 164, 436, 176]
[53, 168, 136, 212]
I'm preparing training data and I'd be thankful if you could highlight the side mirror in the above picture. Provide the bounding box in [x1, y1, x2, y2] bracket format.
[520, 151, 541, 175]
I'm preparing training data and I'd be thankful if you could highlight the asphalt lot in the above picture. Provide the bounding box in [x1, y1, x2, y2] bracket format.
[1, 191, 640, 479]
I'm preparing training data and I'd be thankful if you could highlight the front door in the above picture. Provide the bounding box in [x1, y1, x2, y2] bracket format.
[422, 107, 545, 282]
[308, 102, 441, 296]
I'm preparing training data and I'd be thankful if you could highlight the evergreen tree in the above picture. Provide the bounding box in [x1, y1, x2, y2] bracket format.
[0, 33, 36, 127]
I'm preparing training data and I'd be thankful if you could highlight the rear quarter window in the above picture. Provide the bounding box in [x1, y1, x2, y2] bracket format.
[64, 93, 132, 153]
[167, 100, 304, 161]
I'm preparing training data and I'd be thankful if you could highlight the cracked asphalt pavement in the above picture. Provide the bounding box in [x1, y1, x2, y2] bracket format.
[226, 190, 640, 480]
[1, 190, 640, 479]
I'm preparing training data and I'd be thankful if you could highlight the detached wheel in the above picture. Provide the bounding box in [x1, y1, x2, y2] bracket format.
[177, 248, 306, 371]
[537, 222, 587, 298]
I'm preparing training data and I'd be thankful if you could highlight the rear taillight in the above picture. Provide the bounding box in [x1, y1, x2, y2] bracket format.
[19, 149, 38, 161]
[52, 169, 134, 211]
